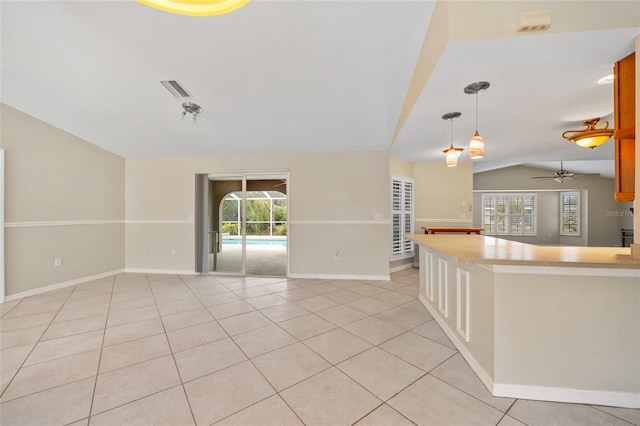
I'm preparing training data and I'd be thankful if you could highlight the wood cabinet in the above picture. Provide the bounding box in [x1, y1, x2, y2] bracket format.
[614, 52, 635, 202]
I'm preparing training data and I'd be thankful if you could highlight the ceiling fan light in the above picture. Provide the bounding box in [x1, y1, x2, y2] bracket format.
[137, 0, 249, 16]
[469, 131, 485, 159]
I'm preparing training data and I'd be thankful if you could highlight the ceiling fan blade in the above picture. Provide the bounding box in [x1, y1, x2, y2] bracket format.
[531, 176, 556, 179]
[573, 173, 601, 176]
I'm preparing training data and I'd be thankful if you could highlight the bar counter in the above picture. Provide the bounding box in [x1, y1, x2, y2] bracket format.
[408, 234, 640, 269]
[407, 233, 640, 409]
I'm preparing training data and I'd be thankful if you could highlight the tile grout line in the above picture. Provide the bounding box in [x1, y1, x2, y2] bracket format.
[0, 286, 77, 402]
[86, 274, 117, 424]
[152, 273, 200, 426]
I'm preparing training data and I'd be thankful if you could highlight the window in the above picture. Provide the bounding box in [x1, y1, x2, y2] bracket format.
[391, 175, 414, 258]
[560, 191, 580, 236]
[482, 193, 537, 236]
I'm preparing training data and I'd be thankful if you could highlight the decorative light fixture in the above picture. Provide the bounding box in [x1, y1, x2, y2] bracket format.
[442, 112, 464, 167]
[137, 0, 249, 16]
[562, 117, 614, 149]
[182, 102, 202, 123]
[464, 81, 490, 159]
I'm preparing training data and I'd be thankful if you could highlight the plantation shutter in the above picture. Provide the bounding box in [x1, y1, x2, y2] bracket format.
[391, 176, 414, 258]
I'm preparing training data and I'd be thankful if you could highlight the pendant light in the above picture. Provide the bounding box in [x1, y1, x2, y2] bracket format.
[442, 112, 464, 167]
[464, 81, 490, 159]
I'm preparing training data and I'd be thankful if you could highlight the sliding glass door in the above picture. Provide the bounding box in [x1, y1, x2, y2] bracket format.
[197, 172, 288, 277]
[209, 176, 244, 274]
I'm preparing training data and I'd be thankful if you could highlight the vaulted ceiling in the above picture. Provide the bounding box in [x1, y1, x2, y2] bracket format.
[1, 1, 638, 177]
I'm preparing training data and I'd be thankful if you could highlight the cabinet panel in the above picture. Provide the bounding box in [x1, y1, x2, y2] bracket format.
[614, 52, 635, 202]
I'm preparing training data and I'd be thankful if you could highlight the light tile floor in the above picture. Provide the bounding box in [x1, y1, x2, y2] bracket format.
[1, 269, 638, 426]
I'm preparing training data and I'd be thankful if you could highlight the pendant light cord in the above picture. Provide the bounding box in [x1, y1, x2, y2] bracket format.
[475, 92, 479, 131]
[450, 117, 454, 145]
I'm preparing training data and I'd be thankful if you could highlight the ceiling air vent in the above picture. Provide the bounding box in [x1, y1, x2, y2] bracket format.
[517, 11, 551, 32]
[160, 80, 192, 98]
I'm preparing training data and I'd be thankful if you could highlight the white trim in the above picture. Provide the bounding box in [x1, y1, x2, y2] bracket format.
[5, 269, 125, 302]
[421, 291, 640, 408]
[419, 293, 494, 392]
[125, 220, 194, 224]
[492, 383, 640, 409]
[425, 252, 434, 301]
[288, 273, 390, 281]
[5, 220, 124, 228]
[490, 265, 640, 278]
[415, 218, 471, 223]
[289, 220, 389, 225]
[473, 189, 582, 193]
[0, 149, 4, 303]
[456, 268, 470, 342]
[438, 258, 448, 318]
[124, 268, 198, 275]
[201, 169, 290, 178]
[389, 263, 415, 273]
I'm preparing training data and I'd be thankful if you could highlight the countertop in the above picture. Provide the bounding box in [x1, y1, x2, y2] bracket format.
[407, 234, 640, 269]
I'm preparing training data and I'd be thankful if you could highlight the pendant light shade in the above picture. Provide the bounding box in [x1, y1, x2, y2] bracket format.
[444, 144, 464, 167]
[562, 117, 614, 148]
[464, 81, 490, 159]
[469, 130, 484, 159]
[442, 112, 463, 167]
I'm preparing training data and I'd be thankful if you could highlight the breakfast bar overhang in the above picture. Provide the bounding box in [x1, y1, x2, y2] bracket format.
[407, 234, 640, 409]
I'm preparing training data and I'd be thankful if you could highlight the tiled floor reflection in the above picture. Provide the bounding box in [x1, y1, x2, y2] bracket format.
[1, 269, 638, 425]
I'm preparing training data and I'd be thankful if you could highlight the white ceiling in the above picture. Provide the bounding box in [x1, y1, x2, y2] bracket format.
[1, 1, 638, 177]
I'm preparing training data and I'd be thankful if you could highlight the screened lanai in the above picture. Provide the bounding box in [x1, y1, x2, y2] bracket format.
[211, 190, 287, 276]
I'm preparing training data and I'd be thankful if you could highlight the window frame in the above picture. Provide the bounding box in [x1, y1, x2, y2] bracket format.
[482, 193, 537, 236]
[391, 175, 415, 259]
[560, 191, 580, 236]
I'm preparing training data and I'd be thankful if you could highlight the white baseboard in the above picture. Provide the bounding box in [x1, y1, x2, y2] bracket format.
[288, 273, 390, 281]
[124, 268, 198, 275]
[418, 293, 640, 409]
[493, 384, 640, 409]
[390, 263, 415, 273]
[5, 269, 125, 302]
[3, 268, 202, 302]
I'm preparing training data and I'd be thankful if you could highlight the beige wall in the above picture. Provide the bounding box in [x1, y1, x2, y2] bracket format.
[414, 161, 474, 228]
[389, 157, 414, 178]
[448, 1, 640, 42]
[1, 104, 125, 297]
[474, 165, 633, 247]
[125, 151, 391, 278]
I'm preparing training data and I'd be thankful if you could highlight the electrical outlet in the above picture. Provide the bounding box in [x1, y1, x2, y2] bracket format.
[374, 213, 382, 220]
[54, 257, 63, 267]
[171, 249, 176, 255]
[333, 251, 339, 260]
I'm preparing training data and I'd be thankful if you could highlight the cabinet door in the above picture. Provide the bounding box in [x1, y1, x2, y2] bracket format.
[613, 52, 635, 202]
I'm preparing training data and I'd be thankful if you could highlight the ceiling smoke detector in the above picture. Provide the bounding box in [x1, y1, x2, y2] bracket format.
[517, 11, 551, 32]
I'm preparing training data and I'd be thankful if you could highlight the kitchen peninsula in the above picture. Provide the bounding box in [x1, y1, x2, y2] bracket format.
[408, 233, 640, 409]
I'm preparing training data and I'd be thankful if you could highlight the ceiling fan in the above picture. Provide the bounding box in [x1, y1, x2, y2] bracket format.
[531, 161, 601, 183]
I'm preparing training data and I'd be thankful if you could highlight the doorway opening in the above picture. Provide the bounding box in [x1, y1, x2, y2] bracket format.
[195, 173, 288, 277]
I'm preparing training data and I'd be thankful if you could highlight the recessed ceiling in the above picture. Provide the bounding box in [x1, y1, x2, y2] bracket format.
[1, 1, 638, 178]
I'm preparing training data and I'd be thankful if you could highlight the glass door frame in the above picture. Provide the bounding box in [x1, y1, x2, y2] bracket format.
[199, 170, 289, 277]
